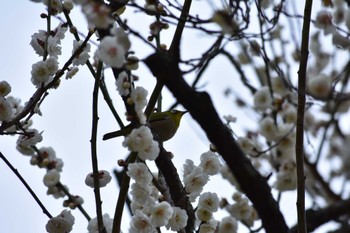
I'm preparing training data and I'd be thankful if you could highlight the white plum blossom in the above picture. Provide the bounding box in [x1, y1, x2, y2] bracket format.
[138, 140, 160, 161]
[253, 86, 272, 110]
[198, 192, 219, 212]
[46, 37, 63, 57]
[0, 97, 13, 121]
[275, 124, 295, 152]
[196, 207, 213, 222]
[38, 146, 64, 171]
[226, 193, 257, 227]
[184, 166, 209, 195]
[82, 2, 113, 29]
[52, 24, 68, 41]
[30, 30, 46, 56]
[131, 86, 148, 111]
[30, 57, 58, 88]
[130, 183, 153, 204]
[116, 71, 132, 96]
[218, 216, 238, 233]
[43, 0, 63, 14]
[199, 219, 218, 233]
[30, 27, 65, 58]
[17, 129, 43, 148]
[111, 27, 131, 52]
[166, 207, 188, 231]
[199, 151, 221, 175]
[123, 126, 159, 160]
[46, 210, 75, 233]
[281, 104, 297, 124]
[63, 0, 74, 11]
[183, 159, 195, 178]
[0, 81, 11, 97]
[16, 143, 35, 156]
[315, 10, 336, 35]
[85, 170, 112, 188]
[130, 86, 148, 124]
[72, 40, 91, 66]
[65, 67, 79, 79]
[272, 76, 288, 96]
[237, 137, 256, 155]
[129, 210, 153, 233]
[150, 201, 174, 227]
[6, 96, 23, 118]
[87, 214, 113, 233]
[127, 162, 153, 184]
[307, 74, 332, 99]
[98, 36, 125, 68]
[43, 169, 60, 187]
[46, 56, 59, 76]
[131, 195, 156, 215]
[47, 185, 66, 199]
[123, 126, 153, 151]
[274, 160, 297, 191]
[259, 117, 278, 141]
[31, 60, 52, 88]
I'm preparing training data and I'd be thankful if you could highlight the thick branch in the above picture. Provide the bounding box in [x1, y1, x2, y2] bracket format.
[155, 147, 195, 232]
[144, 51, 289, 233]
[290, 198, 350, 233]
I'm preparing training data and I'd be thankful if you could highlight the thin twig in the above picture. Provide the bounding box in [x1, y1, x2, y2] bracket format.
[112, 152, 138, 233]
[0, 151, 52, 219]
[296, 0, 313, 233]
[0, 29, 95, 133]
[90, 61, 106, 233]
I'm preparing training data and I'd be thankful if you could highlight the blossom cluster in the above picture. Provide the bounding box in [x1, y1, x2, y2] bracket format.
[183, 151, 222, 201]
[46, 210, 75, 233]
[127, 162, 188, 232]
[87, 214, 114, 233]
[123, 126, 160, 160]
[0, 81, 16, 122]
[223, 192, 258, 228]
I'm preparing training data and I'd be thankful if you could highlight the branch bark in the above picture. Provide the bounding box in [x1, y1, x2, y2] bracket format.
[296, 0, 313, 232]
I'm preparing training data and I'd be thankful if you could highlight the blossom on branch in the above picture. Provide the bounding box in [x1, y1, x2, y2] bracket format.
[87, 214, 113, 233]
[0, 81, 11, 97]
[85, 170, 112, 188]
[43, 169, 60, 187]
[72, 40, 91, 66]
[150, 201, 173, 227]
[0, 97, 13, 121]
[166, 207, 188, 231]
[46, 210, 75, 233]
[123, 126, 160, 161]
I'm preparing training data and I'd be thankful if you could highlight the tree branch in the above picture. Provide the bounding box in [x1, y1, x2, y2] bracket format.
[290, 198, 350, 233]
[155, 147, 195, 232]
[296, 0, 313, 232]
[144, 50, 289, 233]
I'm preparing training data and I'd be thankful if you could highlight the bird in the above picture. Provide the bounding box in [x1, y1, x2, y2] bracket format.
[103, 109, 187, 142]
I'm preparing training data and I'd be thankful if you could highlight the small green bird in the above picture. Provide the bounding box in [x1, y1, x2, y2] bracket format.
[103, 110, 187, 142]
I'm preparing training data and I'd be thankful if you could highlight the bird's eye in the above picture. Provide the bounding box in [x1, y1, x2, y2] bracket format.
[170, 109, 177, 114]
